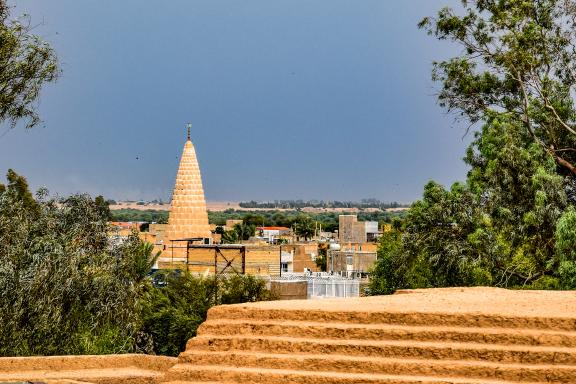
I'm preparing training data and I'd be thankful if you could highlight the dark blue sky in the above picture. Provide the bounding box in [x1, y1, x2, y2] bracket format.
[0, 0, 468, 203]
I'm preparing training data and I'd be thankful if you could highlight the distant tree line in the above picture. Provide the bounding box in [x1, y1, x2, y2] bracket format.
[209, 209, 405, 233]
[109, 208, 405, 233]
[238, 199, 408, 210]
[111, 209, 168, 224]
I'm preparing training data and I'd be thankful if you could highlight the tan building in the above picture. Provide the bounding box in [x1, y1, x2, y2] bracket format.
[339, 215, 367, 244]
[338, 215, 381, 244]
[158, 244, 281, 276]
[280, 244, 320, 274]
[329, 248, 377, 276]
[157, 242, 321, 276]
[160, 129, 212, 262]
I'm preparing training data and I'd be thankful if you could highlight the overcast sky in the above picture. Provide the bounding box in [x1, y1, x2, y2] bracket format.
[0, 0, 468, 203]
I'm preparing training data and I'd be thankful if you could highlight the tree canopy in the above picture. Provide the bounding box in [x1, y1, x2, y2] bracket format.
[371, 0, 576, 294]
[0, 1, 59, 129]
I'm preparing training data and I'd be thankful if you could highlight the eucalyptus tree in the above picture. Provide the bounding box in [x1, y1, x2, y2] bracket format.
[0, 170, 153, 355]
[417, 0, 576, 286]
[419, 0, 576, 177]
[0, 1, 59, 129]
[371, 1, 576, 293]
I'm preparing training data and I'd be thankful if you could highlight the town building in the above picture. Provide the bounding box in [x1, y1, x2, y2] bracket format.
[256, 226, 291, 244]
[280, 243, 319, 273]
[338, 215, 380, 244]
[328, 243, 377, 277]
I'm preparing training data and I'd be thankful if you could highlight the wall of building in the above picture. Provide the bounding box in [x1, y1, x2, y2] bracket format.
[284, 244, 320, 273]
[158, 245, 281, 276]
[338, 215, 367, 244]
[330, 250, 377, 275]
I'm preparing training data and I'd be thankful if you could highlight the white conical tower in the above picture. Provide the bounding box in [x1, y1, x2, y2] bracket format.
[162, 125, 211, 258]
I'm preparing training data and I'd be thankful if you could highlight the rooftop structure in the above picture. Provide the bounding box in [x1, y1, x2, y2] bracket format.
[338, 214, 380, 244]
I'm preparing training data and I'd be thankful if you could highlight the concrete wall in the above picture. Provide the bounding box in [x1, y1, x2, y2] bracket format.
[270, 281, 308, 300]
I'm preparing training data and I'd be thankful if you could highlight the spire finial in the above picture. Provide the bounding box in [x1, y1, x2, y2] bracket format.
[186, 123, 191, 141]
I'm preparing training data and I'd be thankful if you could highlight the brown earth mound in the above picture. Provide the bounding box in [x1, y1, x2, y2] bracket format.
[3, 288, 576, 384]
[163, 287, 576, 383]
[0, 354, 176, 384]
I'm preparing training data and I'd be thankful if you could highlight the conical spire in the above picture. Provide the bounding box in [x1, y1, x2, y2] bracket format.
[163, 132, 211, 251]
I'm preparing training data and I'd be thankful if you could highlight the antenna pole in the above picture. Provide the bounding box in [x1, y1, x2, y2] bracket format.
[186, 123, 191, 140]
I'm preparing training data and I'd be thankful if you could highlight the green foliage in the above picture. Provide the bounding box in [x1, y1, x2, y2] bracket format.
[371, 1, 576, 294]
[555, 207, 576, 288]
[315, 247, 327, 272]
[221, 228, 239, 244]
[293, 215, 315, 240]
[208, 209, 405, 232]
[234, 222, 256, 240]
[555, 206, 576, 261]
[239, 199, 408, 210]
[95, 195, 112, 221]
[113, 207, 405, 232]
[0, 171, 145, 356]
[369, 228, 410, 295]
[111, 208, 168, 223]
[140, 272, 273, 356]
[0, 171, 274, 357]
[220, 223, 255, 243]
[140, 272, 214, 356]
[419, 0, 576, 177]
[219, 274, 274, 305]
[0, 1, 60, 129]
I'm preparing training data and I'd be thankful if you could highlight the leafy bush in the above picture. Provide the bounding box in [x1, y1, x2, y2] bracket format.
[140, 272, 274, 356]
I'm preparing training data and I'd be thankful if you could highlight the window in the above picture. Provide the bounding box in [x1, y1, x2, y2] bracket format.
[281, 263, 289, 272]
[346, 255, 353, 265]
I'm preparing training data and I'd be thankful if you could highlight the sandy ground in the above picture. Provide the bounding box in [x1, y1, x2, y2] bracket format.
[227, 287, 576, 318]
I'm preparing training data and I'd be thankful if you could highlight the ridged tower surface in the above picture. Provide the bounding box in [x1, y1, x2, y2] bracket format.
[163, 139, 211, 247]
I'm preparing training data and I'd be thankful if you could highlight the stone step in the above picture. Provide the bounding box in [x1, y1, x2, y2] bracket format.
[0, 354, 177, 373]
[162, 382, 235, 384]
[164, 364, 532, 384]
[197, 319, 576, 347]
[179, 350, 576, 383]
[185, 335, 576, 365]
[206, 306, 576, 331]
[0, 367, 163, 384]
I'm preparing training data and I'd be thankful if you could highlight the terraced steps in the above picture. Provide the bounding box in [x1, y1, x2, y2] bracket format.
[205, 305, 576, 330]
[187, 334, 576, 364]
[179, 351, 576, 382]
[162, 287, 576, 383]
[197, 319, 576, 346]
[0, 367, 162, 384]
[165, 365, 534, 384]
[0, 354, 176, 384]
